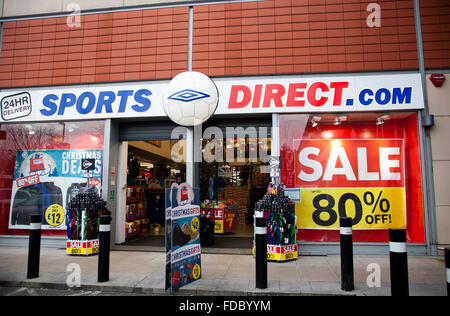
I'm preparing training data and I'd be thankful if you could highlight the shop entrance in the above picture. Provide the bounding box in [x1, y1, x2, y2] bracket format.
[115, 119, 272, 252]
[198, 118, 272, 251]
[115, 121, 185, 249]
[120, 139, 186, 248]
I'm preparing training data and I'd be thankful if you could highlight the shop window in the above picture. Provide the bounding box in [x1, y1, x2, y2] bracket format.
[280, 113, 425, 243]
[0, 121, 104, 236]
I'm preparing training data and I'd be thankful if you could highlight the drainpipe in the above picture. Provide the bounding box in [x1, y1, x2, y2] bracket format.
[413, 0, 437, 256]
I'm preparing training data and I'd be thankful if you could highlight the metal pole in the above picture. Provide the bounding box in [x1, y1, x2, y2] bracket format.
[445, 248, 450, 296]
[255, 210, 267, 289]
[389, 229, 409, 296]
[27, 214, 42, 279]
[340, 217, 354, 291]
[98, 215, 111, 282]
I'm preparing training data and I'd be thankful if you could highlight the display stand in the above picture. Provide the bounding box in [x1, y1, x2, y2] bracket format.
[66, 191, 109, 256]
[125, 185, 149, 240]
[200, 203, 237, 235]
[252, 183, 298, 262]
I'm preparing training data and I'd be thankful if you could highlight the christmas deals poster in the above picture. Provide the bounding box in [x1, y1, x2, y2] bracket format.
[9, 149, 102, 229]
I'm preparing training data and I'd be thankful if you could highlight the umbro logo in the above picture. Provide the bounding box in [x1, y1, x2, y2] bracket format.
[168, 89, 210, 103]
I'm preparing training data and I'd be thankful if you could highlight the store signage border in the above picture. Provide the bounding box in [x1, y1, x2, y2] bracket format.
[0, 72, 424, 123]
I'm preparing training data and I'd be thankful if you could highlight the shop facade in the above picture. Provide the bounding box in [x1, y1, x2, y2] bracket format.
[0, 0, 449, 255]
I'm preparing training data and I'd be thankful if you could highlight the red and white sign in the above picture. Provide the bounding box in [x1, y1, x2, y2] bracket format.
[16, 174, 40, 188]
[294, 139, 405, 188]
[214, 73, 424, 114]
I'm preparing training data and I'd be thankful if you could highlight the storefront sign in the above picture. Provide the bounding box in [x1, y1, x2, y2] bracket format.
[219, 73, 423, 114]
[9, 149, 103, 229]
[0, 82, 168, 122]
[294, 139, 406, 230]
[0, 73, 423, 123]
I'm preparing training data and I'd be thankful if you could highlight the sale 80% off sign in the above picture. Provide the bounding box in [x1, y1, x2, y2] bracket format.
[293, 139, 407, 230]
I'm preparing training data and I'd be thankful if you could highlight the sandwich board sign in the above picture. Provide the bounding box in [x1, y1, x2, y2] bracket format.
[165, 183, 201, 291]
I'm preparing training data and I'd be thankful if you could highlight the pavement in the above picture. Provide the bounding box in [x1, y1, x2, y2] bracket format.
[0, 245, 447, 296]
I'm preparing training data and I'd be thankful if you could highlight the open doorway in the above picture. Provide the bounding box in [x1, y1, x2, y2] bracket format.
[199, 126, 271, 250]
[118, 139, 186, 248]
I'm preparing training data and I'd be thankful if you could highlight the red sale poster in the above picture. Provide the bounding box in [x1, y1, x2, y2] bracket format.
[293, 139, 406, 230]
[280, 113, 425, 243]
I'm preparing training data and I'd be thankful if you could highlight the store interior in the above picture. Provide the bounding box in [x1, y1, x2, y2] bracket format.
[122, 136, 271, 250]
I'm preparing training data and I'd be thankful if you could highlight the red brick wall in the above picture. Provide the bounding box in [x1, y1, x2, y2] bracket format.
[420, 0, 450, 69]
[192, 0, 419, 77]
[0, 0, 448, 89]
[0, 7, 189, 88]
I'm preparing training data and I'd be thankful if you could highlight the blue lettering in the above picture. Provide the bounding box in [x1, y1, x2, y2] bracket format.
[392, 87, 412, 104]
[58, 93, 76, 115]
[132, 89, 152, 112]
[41, 94, 58, 116]
[117, 90, 134, 113]
[76, 92, 96, 114]
[359, 89, 374, 106]
[375, 88, 391, 105]
[95, 91, 115, 114]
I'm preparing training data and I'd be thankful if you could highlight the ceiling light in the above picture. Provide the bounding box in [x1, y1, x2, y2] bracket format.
[376, 114, 390, 125]
[334, 115, 347, 125]
[311, 116, 321, 127]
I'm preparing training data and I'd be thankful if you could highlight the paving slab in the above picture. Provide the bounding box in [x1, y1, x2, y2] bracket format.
[0, 246, 447, 296]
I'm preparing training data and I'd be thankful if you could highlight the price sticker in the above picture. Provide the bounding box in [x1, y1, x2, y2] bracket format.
[192, 264, 201, 280]
[191, 217, 199, 232]
[45, 204, 65, 226]
[296, 187, 406, 230]
[214, 220, 223, 234]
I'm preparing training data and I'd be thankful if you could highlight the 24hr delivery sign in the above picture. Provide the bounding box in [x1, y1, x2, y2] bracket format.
[294, 139, 406, 230]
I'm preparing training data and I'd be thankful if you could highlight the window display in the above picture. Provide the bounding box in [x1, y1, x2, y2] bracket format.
[0, 121, 104, 236]
[280, 113, 425, 243]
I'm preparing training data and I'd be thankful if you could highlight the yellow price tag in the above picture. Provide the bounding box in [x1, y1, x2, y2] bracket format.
[296, 187, 406, 230]
[214, 219, 223, 234]
[191, 217, 199, 232]
[45, 204, 65, 226]
[192, 264, 201, 280]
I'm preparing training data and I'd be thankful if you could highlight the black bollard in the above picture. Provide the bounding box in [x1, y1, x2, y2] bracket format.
[98, 215, 111, 282]
[27, 214, 42, 279]
[340, 217, 354, 291]
[445, 248, 450, 296]
[389, 229, 409, 296]
[255, 210, 267, 289]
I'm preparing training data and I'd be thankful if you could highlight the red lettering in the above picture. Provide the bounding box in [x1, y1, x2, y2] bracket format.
[263, 84, 285, 108]
[330, 81, 349, 106]
[307, 82, 329, 107]
[252, 84, 263, 108]
[286, 83, 306, 107]
[228, 85, 251, 108]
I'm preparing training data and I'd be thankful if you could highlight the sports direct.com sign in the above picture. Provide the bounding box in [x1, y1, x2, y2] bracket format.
[0, 73, 423, 123]
[217, 73, 424, 114]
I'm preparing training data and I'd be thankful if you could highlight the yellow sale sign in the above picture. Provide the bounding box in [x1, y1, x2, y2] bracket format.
[294, 139, 407, 230]
[296, 187, 406, 229]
